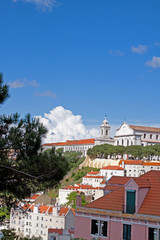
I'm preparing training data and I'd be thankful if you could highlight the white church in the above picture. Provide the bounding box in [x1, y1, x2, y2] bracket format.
[42, 116, 160, 156]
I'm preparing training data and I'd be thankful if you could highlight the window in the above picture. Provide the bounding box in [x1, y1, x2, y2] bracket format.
[150, 134, 152, 139]
[148, 227, 158, 240]
[126, 190, 136, 214]
[156, 135, 159, 140]
[144, 134, 146, 138]
[91, 219, 107, 237]
[122, 139, 124, 145]
[123, 224, 131, 240]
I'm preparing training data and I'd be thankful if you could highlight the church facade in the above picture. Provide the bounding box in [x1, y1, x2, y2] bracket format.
[115, 121, 160, 146]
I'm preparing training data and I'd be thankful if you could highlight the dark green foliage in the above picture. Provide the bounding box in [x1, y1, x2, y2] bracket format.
[0, 74, 9, 105]
[87, 143, 160, 160]
[0, 74, 68, 211]
[63, 151, 84, 170]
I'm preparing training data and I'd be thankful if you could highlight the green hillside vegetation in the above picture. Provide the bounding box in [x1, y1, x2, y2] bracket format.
[46, 149, 99, 198]
[87, 144, 160, 160]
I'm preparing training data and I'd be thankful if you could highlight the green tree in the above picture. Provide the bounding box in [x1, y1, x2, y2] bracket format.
[1, 229, 42, 239]
[0, 74, 68, 212]
[66, 192, 88, 209]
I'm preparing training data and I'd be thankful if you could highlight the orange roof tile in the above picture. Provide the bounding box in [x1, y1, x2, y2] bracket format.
[119, 160, 143, 165]
[83, 170, 160, 217]
[83, 175, 104, 179]
[143, 162, 160, 166]
[59, 208, 69, 216]
[101, 166, 124, 170]
[31, 194, 40, 200]
[43, 138, 95, 147]
[129, 125, 160, 133]
[87, 171, 100, 175]
[107, 176, 133, 185]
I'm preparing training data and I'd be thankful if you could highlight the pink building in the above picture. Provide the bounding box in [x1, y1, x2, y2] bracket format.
[75, 170, 160, 240]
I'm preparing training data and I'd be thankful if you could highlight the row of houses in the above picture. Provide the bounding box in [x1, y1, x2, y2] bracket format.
[58, 160, 160, 206]
[74, 170, 160, 240]
[10, 169, 160, 240]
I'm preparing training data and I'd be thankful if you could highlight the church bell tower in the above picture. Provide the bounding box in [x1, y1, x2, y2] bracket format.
[100, 115, 110, 138]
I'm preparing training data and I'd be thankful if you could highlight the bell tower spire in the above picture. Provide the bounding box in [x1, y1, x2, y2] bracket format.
[100, 115, 110, 138]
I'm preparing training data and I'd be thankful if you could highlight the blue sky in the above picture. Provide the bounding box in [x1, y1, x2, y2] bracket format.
[0, 0, 160, 141]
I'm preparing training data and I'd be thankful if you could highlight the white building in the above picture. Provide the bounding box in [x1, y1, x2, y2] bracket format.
[115, 122, 160, 146]
[58, 184, 104, 205]
[100, 165, 124, 180]
[10, 204, 75, 240]
[119, 159, 160, 177]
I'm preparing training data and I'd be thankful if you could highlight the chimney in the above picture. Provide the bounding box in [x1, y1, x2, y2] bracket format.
[52, 206, 59, 216]
[33, 205, 39, 214]
[122, 160, 125, 169]
[76, 195, 82, 207]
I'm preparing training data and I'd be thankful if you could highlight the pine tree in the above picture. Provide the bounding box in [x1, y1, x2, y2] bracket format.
[0, 74, 68, 211]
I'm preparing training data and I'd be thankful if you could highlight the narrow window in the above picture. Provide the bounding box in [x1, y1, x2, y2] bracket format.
[99, 220, 107, 237]
[156, 135, 158, 140]
[126, 190, 136, 214]
[150, 134, 152, 139]
[148, 228, 157, 240]
[144, 134, 146, 138]
[123, 224, 131, 240]
[91, 220, 99, 235]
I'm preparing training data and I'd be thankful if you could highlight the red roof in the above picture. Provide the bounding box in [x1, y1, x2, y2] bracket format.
[82, 170, 160, 217]
[31, 194, 40, 200]
[43, 138, 95, 147]
[101, 166, 124, 170]
[119, 160, 143, 165]
[87, 171, 100, 175]
[143, 162, 160, 166]
[129, 125, 160, 133]
[83, 176, 104, 179]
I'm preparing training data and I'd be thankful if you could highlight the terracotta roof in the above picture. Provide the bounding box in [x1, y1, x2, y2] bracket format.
[85, 187, 125, 212]
[48, 229, 63, 234]
[106, 176, 132, 185]
[101, 166, 124, 170]
[43, 138, 95, 147]
[119, 160, 143, 165]
[143, 162, 160, 166]
[83, 170, 160, 217]
[48, 229, 74, 235]
[87, 171, 100, 175]
[30, 194, 40, 200]
[83, 176, 104, 179]
[129, 125, 160, 133]
[59, 208, 69, 216]
[134, 179, 151, 188]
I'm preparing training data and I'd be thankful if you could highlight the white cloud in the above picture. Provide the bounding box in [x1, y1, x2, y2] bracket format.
[108, 49, 124, 56]
[131, 45, 147, 54]
[8, 79, 25, 88]
[13, 0, 58, 10]
[35, 90, 57, 98]
[145, 56, 160, 68]
[36, 106, 99, 143]
[154, 41, 160, 47]
[8, 79, 39, 88]
[29, 80, 39, 87]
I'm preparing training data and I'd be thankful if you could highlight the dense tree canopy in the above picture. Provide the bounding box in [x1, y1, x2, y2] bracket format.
[87, 143, 160, 160]
[0, 74, 68, 210]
